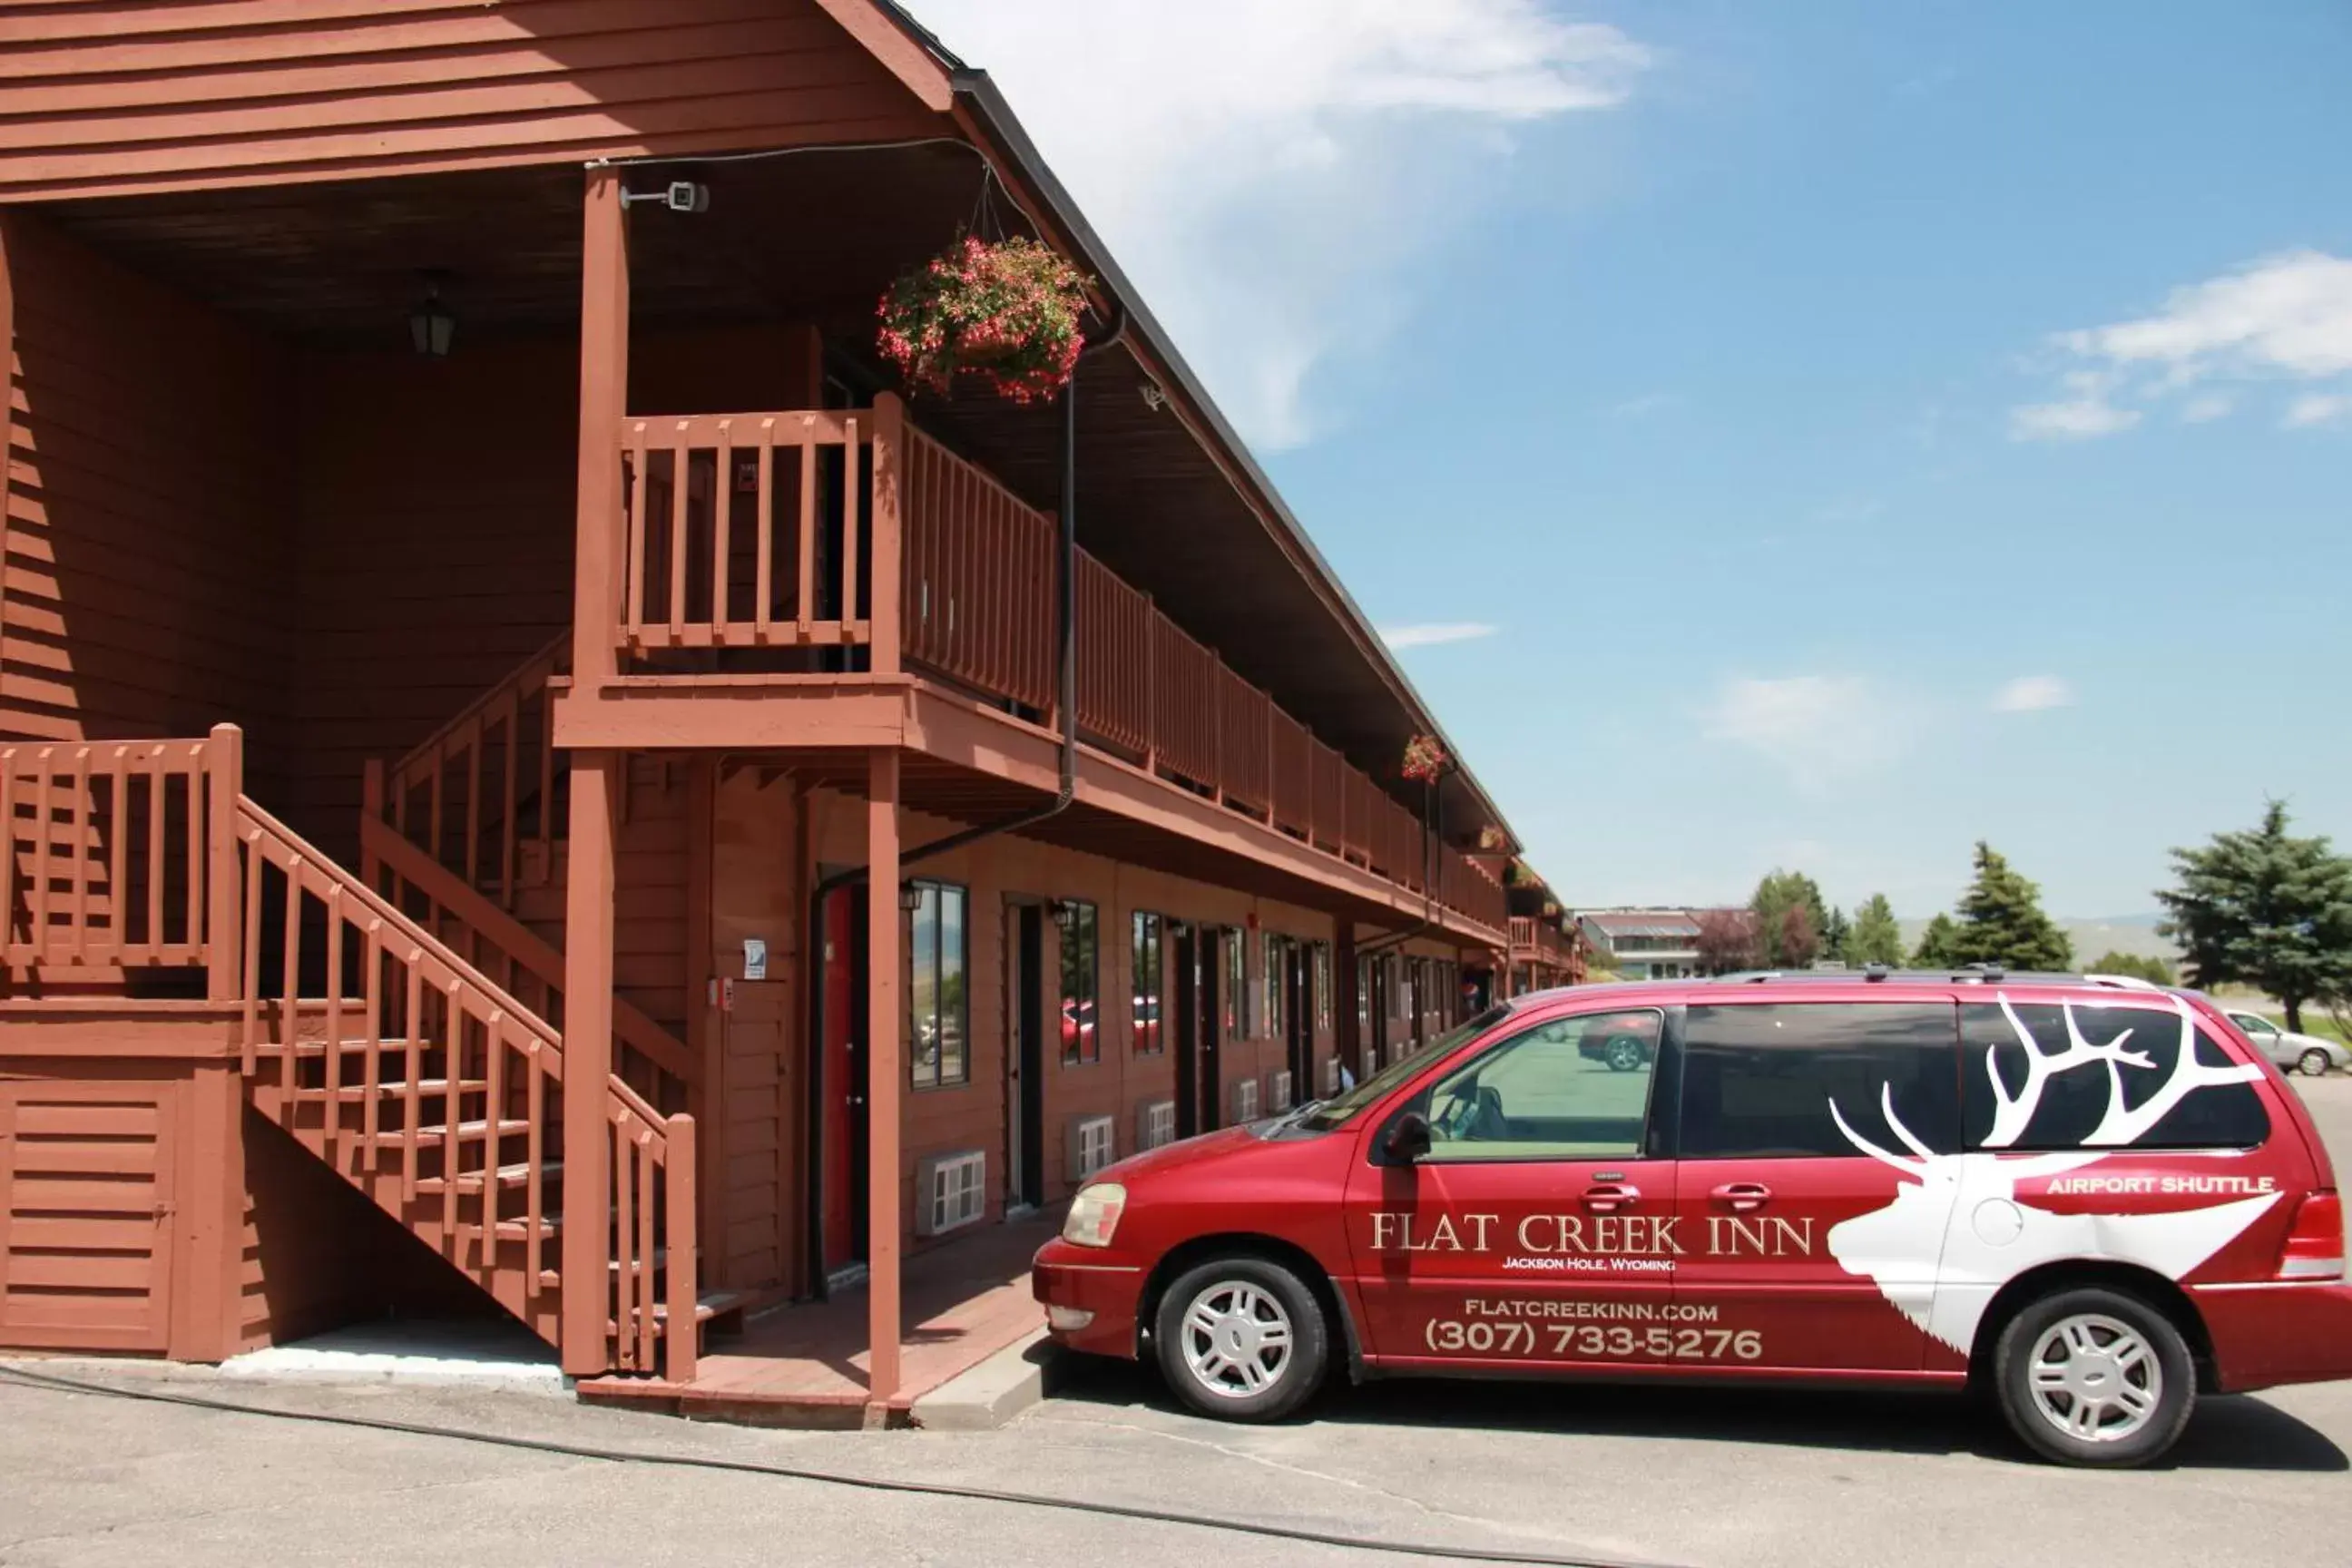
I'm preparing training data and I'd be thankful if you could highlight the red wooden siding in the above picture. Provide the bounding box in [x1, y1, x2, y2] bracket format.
[0, 212, 296, 777]
[0, 0, 948, 201]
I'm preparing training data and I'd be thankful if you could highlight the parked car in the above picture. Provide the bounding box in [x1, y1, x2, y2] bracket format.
[2222, 1010, 2350, 1077]
[1035, 972, 2350, 1467]
[1570, 1010, 1661, 1072]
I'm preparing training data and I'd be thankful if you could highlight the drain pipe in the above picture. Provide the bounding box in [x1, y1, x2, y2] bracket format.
[802, 314, 1122, 1295]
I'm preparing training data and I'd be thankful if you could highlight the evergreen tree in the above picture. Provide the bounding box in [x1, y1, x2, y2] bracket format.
[1948, 842, 2073, 972]
[2156, 801, 2352, 1033]
[1911, 912, 1962, 967]
[1750, 870, 1830, 968]
[1820, 906, 1852, 965]
[1847, 894, 1906, 968]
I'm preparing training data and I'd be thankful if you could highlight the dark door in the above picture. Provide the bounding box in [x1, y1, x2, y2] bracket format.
[1371, 957, 1392, 1072]
[1173, 925, 1201, 1138]
[1009, 904, 1046, 1209]
[1285, 942, 1313, 1103]
[819, 884, 870, 1271]
[1199, 928, 1224, 1132]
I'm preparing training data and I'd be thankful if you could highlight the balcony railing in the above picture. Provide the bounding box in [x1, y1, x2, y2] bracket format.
[610, 397, 1505, 937]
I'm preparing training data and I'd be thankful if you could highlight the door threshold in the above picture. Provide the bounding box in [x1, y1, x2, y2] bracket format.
[1004, 1202, 1038, 1223]
[826, 1261, 871, 1296]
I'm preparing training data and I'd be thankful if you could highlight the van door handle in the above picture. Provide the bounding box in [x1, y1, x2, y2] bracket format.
[1710, 1181, 1771, 1212]
[1581, 1182, 1639, 1212]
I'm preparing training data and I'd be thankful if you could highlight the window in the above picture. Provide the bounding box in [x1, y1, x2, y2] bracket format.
[917, 1150, 986, 1237]
[1314, 944, 1333, 1030]
[908, 881, 968, 1089]
[1962, 1002, 2269, 1152]
[1059, 900, 1099, 1064]
[2230, 1013, 2278, 1039]
[1681, 1004, 1960, 1161]
[1413, 1010, 1663, 1161]
[1262, 933, 1287, 1041]
[1226, 931, 1247, 1040]
[1357, 956, 1372, 1035]
[1131, 912, 1165, 1055]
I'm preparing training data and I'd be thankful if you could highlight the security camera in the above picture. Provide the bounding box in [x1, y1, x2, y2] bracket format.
[665, 181, 710, 213]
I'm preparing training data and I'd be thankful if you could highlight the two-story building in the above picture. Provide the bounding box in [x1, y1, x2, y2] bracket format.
[1576, 908, 1705, 980]
[0, 1, 1548, 1425]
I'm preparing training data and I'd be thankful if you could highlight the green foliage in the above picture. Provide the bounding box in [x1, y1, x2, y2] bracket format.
[2156, 800, 2352, 1034]
[1694, 907, 1760, 975]
[2087, 950, 2177, 985]
[1911, 911, 1961, 967]
[1750, 870, 1829, 968]
[1821, 906, 1852, 963]
[1945, 842, 2073, 972]
[1846, 894, 1906, 968]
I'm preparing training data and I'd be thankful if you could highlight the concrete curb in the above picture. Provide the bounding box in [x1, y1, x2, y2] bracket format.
[908, 1328, 1053, 1431]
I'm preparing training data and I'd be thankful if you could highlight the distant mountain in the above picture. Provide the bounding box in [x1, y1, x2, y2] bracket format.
[1895, 914, 2178, 965]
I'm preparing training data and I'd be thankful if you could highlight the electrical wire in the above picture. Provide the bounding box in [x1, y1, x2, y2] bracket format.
[0, 1363, 1690, 1568]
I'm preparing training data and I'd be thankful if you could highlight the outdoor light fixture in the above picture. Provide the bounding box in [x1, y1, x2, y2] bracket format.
[620, 180, 710, 214]
[898, 883, 924, 913]
[1051, 900, 1079, 931]
[407, 271, 456, 358]
[1139, 381, 1167, 412]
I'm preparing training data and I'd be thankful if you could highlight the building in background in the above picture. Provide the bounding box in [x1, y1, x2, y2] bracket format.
[1577, 908, 1705, 979]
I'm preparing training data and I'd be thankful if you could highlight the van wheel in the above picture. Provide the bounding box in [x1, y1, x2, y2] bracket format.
[2298, 1046, 2332, 1077]
[1154, 1255, 1328, 1422]
[1992, 1287, 2194, 1467]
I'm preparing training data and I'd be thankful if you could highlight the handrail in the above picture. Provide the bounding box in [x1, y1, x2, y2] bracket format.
[359, 813, 699, 1089]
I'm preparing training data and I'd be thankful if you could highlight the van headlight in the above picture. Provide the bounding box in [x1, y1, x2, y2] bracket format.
[1063, 1182, 1127, 1249]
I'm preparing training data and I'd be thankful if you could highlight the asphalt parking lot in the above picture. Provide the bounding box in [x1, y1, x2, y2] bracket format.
[3, 1075, 2348, 1568]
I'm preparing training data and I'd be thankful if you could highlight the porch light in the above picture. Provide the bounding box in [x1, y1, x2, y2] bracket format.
[1052, 900, 1079, 931]
[407, 272, 456, 358]
[898, 883, 925, 913]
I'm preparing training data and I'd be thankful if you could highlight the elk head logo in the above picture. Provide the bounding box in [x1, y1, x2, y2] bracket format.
[1827, 994, 2278, 1356]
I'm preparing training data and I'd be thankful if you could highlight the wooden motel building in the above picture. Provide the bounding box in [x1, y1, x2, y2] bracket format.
[0, 0, 1582, 1422]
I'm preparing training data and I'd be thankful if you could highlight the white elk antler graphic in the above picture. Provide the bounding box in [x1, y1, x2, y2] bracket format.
[1826, 994, 2275, 1356]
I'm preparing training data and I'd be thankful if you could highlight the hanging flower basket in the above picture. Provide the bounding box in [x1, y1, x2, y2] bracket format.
[1401, 734, 1447, 784]
[1476, 825, 1506, 852]
[877, 236, 1092, 405]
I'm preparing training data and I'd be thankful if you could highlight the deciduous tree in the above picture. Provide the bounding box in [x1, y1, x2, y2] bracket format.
[2088, 951, 2177, 986]
[1750, 870, 1829, 968]
[1847, 894, 1906, 968]
[2156, 801, 2352, 1033]
[1694, 907, 1760, 975]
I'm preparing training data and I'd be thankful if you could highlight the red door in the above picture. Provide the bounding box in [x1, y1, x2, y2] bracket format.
[819, 886, 862, 1272]
[1669, 999, 1965, 1376]
[1342, 1007, 1681, 1370]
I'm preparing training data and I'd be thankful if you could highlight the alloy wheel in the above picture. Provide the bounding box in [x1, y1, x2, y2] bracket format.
[2026, 1313, 2162, 1445]
[2299, 1046, 2332, 1077]
[1179, 1280, 1295, 1399]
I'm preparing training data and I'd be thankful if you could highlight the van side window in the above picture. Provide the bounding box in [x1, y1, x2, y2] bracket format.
[1418, 1010, 1662, 1161]
[1681, 1004, 1961, 1161]
[1961, 1002, 2269, 1152]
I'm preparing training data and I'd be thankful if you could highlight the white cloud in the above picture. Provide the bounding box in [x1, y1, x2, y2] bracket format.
[906, 1, 1650, 450]
[2011, 371, 2141, 441]
[1993, 675, 2074, 713]
[1380, 622, 1499, 649]
[2285, 392, 2351, 428]
[1702, 675, 1910, 796]
[2014, 250, 2352, 437]
[1609, 391, 1679, 418]
[2180, 391, 2235, 423]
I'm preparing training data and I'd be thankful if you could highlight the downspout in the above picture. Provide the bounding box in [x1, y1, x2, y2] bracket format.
[802, 313, 1122, 1296]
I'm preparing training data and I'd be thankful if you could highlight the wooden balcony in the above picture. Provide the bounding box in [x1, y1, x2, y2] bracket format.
[1509, 916, 1578, 971]
[573, 396, 1506, 939]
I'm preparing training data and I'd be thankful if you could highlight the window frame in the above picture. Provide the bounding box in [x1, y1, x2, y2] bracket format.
[1058, 897, 1100, 1066]
[1226, 929, 1248, 1041]
[907, 879, 970, 1091]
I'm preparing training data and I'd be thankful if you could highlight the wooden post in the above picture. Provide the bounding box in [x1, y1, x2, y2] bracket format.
[0, 213, 13, 664]
[684, 758, 720, 1284]
[665, 1112, 699, 1384]
[865, 748, 903, 1407]
[572, 165, 631, 695]
[560, 750, 621, 1377]
[869, 392, 905, 677]
[205, 724, 243, 1003]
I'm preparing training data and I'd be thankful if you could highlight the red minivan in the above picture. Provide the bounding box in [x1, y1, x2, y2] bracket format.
[1033, 973, 2352, 1466]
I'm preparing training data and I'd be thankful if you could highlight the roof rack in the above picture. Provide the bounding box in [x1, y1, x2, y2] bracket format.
[1707, 966, 2143, 989]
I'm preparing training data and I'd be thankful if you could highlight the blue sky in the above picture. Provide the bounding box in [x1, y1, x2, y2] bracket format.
[909, 1, 2352, 918]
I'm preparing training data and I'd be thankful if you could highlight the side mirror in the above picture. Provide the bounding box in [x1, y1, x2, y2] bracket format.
[1384, 1111, 1432, 1164]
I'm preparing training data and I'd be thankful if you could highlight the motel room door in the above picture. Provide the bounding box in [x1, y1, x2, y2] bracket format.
[1004, 901, 1046, 1213]
[818, 883, 870, 1276]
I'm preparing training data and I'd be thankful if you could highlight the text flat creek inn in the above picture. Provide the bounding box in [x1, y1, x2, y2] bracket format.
[0, 2, 1579, 1419]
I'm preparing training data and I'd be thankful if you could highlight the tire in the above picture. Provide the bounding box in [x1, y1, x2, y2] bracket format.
[1153, 1255, 1329, 1422]
[2298, 1046, 2332, 1077]
[1992, 1287, 2196, 1467]
[1602, 1036, 1646, 1073]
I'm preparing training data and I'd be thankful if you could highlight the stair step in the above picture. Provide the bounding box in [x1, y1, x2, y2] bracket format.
[605, 1289, 749, 1338]
[331, 1079, 486, 1101]
[383, 1118, 532, 1145]
[415, 1158, 561, 1195]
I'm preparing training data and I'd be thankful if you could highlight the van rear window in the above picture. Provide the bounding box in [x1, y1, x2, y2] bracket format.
[1960, 1002, 2269, 1152]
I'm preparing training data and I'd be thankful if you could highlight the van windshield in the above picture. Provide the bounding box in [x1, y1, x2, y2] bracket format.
[1295, 1005, 1508, 1132]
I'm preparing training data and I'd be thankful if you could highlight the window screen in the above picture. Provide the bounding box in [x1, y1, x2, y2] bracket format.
[1961, 1001, 2269, 1152]
[1680, 1003, 1961, 1161]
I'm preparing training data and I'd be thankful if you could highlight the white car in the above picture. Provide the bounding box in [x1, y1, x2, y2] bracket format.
[2223, 1010, 2351, 1076]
